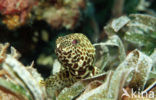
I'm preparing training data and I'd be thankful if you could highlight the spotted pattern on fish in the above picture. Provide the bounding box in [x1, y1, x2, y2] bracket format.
[40, 33, 96, 92]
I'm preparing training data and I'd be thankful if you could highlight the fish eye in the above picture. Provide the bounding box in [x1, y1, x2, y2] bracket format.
[72, 39, 79, 45]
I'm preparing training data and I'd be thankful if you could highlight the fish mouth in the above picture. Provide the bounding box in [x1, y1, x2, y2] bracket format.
[56, 43, 60, 48]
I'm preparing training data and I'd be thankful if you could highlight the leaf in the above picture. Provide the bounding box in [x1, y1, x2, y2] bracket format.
[150, 48, 156, 71]
[57, 82, 85, 100]
[111, 16, 130, 32]
[116, 49, 153, 90]
[148, 71, 156, 79]
[104, 14, 156, 55]
[94, 35, 126, 71]
[107, 69, 134, 100]
[2, 55, 47, 100]
[104, 16, 130, 35]
[0, 78, 32, 100]
[76, 71, 113, 100]
[123, 14, 156, 54]
[107, 49, 153, 99]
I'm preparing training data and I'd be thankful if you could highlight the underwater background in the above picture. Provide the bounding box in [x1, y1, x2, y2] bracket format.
[0, 0, 156, 100]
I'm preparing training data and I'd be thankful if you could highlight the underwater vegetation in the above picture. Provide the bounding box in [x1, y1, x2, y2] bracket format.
[0, 0, 156, 100]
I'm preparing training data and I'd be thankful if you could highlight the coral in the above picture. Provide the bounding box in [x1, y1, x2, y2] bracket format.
[0, 0, 86, 29]
[0, 0, 37, 29]
[35, 0, 86, 29]
[2, 15, 21, 29]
